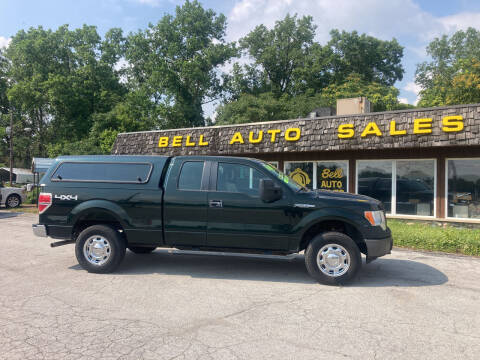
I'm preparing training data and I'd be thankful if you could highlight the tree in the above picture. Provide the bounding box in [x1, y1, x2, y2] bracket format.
[327, 30, 404, 86]
[322, 73, 401, 112]
[239, 14, 316, 97]
[416, 28, 480, 107]
[215, 91, 329, 125]
[4, 24, 127, 162]
[125, 0, 236, 129]
[217, 22, 405, 124]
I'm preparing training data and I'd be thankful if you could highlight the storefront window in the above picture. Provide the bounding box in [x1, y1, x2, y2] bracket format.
[447, 159, 480, 219]
[396, 160, 435, 216]
[357, 161, 393, 213]
[357, 160, 436, 216]
[317, 161, 348, 192]
[284, 162, 314, 189]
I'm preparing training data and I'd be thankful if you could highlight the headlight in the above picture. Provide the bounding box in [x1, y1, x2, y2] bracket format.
[364, 210, 386, 230]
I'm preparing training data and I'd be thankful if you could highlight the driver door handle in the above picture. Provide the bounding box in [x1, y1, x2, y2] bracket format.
[209, 200, 223, 208]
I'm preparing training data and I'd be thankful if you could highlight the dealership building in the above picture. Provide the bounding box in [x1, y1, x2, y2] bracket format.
[113, 99, 480, 223]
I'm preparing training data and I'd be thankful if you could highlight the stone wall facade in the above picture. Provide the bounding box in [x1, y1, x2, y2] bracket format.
[112, 104, 480, 156]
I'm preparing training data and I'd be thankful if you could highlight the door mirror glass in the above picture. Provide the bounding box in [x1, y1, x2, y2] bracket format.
[259, 179, 282, 203]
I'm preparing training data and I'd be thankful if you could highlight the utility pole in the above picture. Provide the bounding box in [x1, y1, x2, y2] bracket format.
[9, 111, 13, 186]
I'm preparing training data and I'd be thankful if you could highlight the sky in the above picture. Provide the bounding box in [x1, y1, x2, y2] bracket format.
[1, 0, 480, 115]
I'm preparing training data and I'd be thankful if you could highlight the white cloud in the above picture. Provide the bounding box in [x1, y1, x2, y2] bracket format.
[0, 36, 11, 49]
[135, 0, 163, 7]
[227, 0, 480, 46]
[438, 12, 480, 34]
[404, 82, 422, 105]
[398, 97, 409, 104]
[227, 0, 438, 43]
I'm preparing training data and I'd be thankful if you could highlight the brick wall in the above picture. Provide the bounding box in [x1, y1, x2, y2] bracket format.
[112, 104, 480, 156]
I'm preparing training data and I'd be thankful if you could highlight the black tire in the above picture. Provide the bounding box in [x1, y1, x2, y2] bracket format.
[128, 246, 156, 254]
[75, 225, 126, 273]
[6, 194, 21, 208]
[305, 232, 361, 285]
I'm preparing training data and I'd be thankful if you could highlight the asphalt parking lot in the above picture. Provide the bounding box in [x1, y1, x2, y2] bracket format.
[1, 212, 479, 360]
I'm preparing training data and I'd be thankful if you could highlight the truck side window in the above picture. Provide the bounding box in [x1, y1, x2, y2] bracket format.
[178, 161, 204, 190]
[217, 163, 266, 195]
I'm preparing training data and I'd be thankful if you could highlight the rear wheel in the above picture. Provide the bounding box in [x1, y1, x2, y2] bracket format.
[128, 246, 156, 254]
[305, 232, 361, 285]
[75, 225, 126, 273]
[6, 194, 21, 208]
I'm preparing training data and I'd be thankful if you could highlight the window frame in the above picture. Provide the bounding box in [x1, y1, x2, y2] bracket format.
[50, 161, 153, 184]
[356, 158, 437, 218]
[176, 160, 208, 192]
[284, 160, 349, 192]
[212, 161, 270, 195]
[445, 157, 480, 221]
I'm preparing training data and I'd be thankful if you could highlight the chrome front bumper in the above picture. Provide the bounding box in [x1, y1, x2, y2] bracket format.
[32, 224, 47, 237]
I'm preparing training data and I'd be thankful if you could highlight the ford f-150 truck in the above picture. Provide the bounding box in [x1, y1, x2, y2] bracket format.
[33, 155, 392, 285]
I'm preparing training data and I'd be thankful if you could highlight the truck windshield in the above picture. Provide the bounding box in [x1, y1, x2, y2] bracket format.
[261, 162, 307, 192]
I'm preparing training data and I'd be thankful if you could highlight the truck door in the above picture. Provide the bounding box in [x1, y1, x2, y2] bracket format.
[163, 159, 209, 246]
[206, 161, 292, 250]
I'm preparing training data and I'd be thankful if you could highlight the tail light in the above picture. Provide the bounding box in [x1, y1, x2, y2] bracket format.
[38, 193, 52, 214]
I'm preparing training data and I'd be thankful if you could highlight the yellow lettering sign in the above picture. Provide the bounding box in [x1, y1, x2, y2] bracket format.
[442, 115, 464, 132]
[158, 136, 169, 147]
[413, 118, 432, 134]
[361, 122, 382, 137]
[285, 128, 301, 141]
[389, 120, 407, 136]
[172, 136, 183, 147]
[249, 131, 263, 143]
[322, 168, 343, 179]
[338, 124, 354, 138]
[185, 135, 195, 147]
[230, 132, 244, 145]
[267, 129, 281, 142]
[198, 135, 209, 146]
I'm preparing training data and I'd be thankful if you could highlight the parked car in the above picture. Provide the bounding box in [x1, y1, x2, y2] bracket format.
[32, 155, 392, 285]
[0, 182, 26, 208]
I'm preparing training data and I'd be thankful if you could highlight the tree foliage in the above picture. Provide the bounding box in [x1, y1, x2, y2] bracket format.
[9, 3, 475, 165]
[416, 27, 480, 107]
[219, 16, 405, 125]
[125, 0, 236, 129]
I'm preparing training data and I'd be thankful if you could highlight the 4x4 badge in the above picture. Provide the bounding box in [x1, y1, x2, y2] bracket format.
[54, 194, 78, 201]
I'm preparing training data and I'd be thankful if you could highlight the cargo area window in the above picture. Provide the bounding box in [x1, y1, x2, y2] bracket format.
[51, 162, 152, 183]
[178, 161, 204, 190]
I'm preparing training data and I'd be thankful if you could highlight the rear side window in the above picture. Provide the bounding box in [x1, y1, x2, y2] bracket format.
[52, 162, 152, 183]
[178, 161, 204, 190]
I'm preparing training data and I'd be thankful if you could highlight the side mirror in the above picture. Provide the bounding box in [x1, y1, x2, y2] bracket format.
[260, 179, 283, 203]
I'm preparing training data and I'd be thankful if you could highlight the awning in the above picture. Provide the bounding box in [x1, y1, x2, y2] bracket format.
[32, 158, 55, 173]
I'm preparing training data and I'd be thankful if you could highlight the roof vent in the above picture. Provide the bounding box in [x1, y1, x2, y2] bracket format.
[336, 97, 371, 115]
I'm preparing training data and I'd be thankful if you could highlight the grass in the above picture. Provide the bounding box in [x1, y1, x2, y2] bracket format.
[389, 219, 480, 257]
[2, 204, 38, 214]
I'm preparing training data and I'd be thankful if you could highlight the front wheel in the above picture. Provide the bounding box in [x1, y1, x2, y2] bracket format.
[75, 225, 126, 273]
[305, 232, 361, 285]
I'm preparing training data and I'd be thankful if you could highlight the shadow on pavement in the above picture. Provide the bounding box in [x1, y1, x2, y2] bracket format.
[71, 249, 448, 286]
[0, 211, 20, 219]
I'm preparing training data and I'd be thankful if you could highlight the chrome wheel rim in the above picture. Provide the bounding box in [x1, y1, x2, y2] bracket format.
[316, 243, 351, 277]
[83, 235, 111, 266]
[7, 196, 19, 208]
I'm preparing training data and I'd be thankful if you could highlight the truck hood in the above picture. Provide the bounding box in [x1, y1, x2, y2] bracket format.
[297, 189, 384, 210]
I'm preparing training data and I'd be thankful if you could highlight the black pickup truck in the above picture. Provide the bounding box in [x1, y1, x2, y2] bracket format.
[33, 155, 392, 285]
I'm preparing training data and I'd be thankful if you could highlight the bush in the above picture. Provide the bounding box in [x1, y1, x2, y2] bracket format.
[389, 219, 480, 256]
